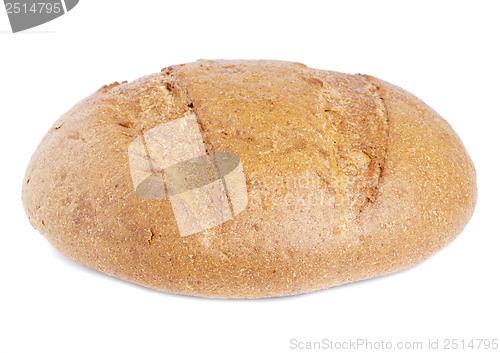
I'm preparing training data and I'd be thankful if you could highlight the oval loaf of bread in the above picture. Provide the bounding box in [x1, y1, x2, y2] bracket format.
[22, 60, 477, 298]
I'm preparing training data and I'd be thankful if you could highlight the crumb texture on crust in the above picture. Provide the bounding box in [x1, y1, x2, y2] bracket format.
[165, 60, 389, 223]
[22, 60, 476, 298]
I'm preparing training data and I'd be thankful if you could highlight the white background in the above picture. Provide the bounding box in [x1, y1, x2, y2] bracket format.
[1, 1, 499, 352]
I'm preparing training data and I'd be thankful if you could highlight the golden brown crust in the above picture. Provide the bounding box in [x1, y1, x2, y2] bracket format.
[22, 60, 476, 298]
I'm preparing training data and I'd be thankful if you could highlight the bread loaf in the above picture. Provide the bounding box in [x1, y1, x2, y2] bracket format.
[22, 60, 477, 298]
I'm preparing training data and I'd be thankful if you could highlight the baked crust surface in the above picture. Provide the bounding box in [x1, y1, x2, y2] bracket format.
[22, 60, 477, 298]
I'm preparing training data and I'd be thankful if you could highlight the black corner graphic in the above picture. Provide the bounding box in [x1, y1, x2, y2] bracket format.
[4, 0, 79, 33]
[64, 0, 77, 11]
